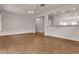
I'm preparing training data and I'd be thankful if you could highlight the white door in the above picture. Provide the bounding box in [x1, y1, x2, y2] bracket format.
[35, 16, 44, 33]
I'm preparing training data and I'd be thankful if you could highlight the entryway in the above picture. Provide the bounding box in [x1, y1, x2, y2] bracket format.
[35, 16, 44, 36]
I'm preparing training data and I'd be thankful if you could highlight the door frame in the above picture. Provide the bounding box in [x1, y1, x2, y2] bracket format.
[35, 16, 44, 35]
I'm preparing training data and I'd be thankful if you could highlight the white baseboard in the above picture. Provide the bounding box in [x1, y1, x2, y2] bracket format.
[45, 34, 79, 42]
[0, 31, 35, 36]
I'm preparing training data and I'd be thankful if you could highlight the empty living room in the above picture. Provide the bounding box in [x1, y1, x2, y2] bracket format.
[0, 4, 79, 54]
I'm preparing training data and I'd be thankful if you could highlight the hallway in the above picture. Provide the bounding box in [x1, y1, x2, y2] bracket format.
[0, 33, 79, 54]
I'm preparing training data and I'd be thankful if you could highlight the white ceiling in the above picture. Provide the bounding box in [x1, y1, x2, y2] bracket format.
[0, 4, 79, 16]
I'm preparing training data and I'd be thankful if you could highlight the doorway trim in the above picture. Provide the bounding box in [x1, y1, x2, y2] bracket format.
[35, 16, 44, 35]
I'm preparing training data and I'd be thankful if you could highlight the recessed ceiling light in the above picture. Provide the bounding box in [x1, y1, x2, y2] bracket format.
[62, 10, 65, 13]
[28, 10, 34, 14]
[72, 8, 76, 10]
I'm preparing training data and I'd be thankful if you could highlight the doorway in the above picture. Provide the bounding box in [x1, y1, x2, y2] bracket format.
[35, 16, 44, 36]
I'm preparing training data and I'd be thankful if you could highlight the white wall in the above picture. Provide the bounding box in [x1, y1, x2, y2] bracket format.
[0, 14, 1, 31]
[44, 15, 79, 41]
[0, 12, 35, 36]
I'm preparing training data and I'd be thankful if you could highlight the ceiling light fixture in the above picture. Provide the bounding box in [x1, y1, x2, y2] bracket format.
[72, 8, 76, 10]
[28, 10, 34, 14]
[40, 4, 46, 6]
[62, 10, 65, 13]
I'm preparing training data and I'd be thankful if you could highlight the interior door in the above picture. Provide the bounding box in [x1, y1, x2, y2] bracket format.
[35, 16, 44, 34]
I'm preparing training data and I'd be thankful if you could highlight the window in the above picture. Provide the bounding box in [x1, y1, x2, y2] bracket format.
[71, 22, 77, 25]
[59, 21, 78, 25]
[59, 22, 68, 25]
[48, 11, 79, 26]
